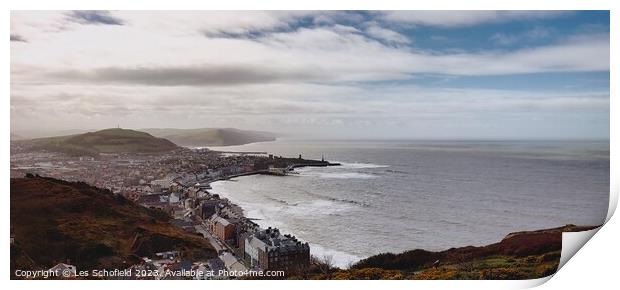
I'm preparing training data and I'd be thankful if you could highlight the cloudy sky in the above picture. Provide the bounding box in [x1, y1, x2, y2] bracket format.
[10, 11, 609, 139]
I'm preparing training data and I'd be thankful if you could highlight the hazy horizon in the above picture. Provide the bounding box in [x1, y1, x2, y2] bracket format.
[9, 126, 611, 142]
[11, 11, 610, 140]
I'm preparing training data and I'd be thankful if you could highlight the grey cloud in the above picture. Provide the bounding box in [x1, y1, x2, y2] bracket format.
[10, 34, 27, 42]
[66, 11, 124, 26]
[198, 11, 318, 40]
[202, 29, 269, 40]
[48, 65, 325, 86]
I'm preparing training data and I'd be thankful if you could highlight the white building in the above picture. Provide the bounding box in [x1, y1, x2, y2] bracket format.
[169, 191, 180, 203]
[220, 252, 247, 272]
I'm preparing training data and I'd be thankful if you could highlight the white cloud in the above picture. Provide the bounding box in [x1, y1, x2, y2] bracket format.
[378, 11, 567, 27]
[9, 11, 609, 139]
[365, 24, 412, 44]
[11, 11, 608, 82]
[413, 34, 609, 75]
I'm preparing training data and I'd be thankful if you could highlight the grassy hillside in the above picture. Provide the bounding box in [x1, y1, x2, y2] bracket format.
[25, 128, 178, 156]
[142, 128, 276, 147]
[10, 176, 216, 277]
[308, 225, 597, 280]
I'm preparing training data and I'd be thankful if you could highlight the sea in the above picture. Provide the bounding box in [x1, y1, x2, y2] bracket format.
[206, 139, 610, 268]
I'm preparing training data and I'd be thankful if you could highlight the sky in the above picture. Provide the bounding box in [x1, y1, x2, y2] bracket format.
[10, 11, 610, 139]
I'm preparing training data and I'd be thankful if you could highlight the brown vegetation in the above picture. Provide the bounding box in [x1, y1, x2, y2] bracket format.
[10, 176, 215, 278]
[311, 224, 597, 280]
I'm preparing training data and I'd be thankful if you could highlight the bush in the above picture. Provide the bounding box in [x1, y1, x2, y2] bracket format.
[540, 252, 561, 263]
[414, 268, 459, 280]
[479, 267, 528, 279]
[534, 264, 557, 278]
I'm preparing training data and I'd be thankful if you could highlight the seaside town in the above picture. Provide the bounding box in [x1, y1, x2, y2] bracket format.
[10, 143, 339, 279]
[9, 9, 612, 283]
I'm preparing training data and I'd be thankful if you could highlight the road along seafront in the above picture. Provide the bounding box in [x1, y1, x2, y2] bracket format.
[174, 154, 342, 275]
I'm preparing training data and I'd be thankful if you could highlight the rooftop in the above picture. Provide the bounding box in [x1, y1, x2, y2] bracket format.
[252, 227, 309, 252]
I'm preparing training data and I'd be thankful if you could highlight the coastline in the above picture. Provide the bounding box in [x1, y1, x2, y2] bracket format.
[10, 174, 601, 280]
[209, 177, 363, 268]
[10, 145, 606, 278]
[208, 173, 601, 275]
[202, 151, 607, 270]
[204, 160, 363, 268]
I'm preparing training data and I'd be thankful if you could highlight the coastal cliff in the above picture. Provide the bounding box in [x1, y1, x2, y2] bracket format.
[307, 224, 598, 280]
[142, 128, 276, 147]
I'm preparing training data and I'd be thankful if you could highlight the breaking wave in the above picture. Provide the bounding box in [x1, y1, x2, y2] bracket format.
[338, 162, 390, 169]
[309, 243, 362, 269]
[298, 171, 376, 179]
[295, 188, 370, 207]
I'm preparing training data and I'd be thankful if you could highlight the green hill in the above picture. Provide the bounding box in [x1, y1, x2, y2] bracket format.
[26, 128, 178, 155]
[10, 176, 216, 277]
[142, 128, 276, 147]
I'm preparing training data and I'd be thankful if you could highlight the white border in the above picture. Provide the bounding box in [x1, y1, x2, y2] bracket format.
[3, 1, 618, 289]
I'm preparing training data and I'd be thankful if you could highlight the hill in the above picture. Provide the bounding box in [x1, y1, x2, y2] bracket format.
[309, 224, 598, 280]
[11, 129, 93, 140]
[10, 176, 216, 278]
[24, 128, 178, 156]
[142, 128, 276, 147]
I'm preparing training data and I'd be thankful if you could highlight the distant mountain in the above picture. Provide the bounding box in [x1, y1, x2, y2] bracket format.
[10, 176, 216, 276]
[142, 128, 276, 147]
[22, 128, 178, 156]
